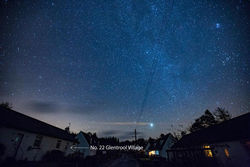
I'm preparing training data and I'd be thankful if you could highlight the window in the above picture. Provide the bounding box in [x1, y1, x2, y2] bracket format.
[224, 148, 230, 158]
[33, 135, 43, 148]
[204, 145, 213, 157]
[243, 141, 250, 156]
[149, 150, 159, 156]
[65, 142, 69, 150]
[14, 133, 24, 144]
[56, 140, 62, 149]
[149, 150, 155, 156]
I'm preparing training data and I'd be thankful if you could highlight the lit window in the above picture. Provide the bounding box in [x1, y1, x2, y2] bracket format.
[33, 135, 43, 148]
[204, 145, 213, 157]
[224, 148, 230, 158]
[149, 150, 159, 156]
[56, 140, 62, 149]
[149, 150, 155, 156]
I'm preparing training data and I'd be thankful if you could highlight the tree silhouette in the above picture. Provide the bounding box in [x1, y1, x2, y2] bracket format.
[214, 107, 231, 122]
[136, 138, 147, 147]
[0, 102, 12, 109]
[181, 130, 187, 137]
[99, 137, 119, 145]
[177, 107, 232, 136]
[189, 110, 217, 132]
[160, 133, 165, 138]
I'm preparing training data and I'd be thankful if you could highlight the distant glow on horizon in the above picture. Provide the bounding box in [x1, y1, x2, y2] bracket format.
[95, 121, 150, 126]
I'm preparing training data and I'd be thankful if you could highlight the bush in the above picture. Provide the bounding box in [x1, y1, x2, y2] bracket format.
[42, 150, 65, 162]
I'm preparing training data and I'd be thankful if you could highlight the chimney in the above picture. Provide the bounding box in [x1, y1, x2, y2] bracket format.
[65, 126, 70, 133]
[65, 123, 71, 133]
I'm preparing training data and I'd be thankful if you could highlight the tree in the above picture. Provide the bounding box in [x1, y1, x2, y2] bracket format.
[160, 133, 165, 138]
[189, 118, 204, 133]
[214, 107, 231, 122]
[136, 138, 147, 147]
[189, 110, 217, 132]
[202, 110, 217, 125]
[99, 137, 119, 145]
[0, 102, 12, 109]
[180, 130, 187, 137]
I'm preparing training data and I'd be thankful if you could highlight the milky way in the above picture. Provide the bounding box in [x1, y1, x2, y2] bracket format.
[0, 0, 249, 140]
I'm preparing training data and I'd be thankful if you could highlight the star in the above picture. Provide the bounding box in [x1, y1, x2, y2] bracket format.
[216, 23, 221, 29]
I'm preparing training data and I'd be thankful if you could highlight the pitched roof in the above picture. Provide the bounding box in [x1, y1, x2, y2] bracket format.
[79, 131, 91, 144]
[0, 106, 75, 142]
[174, 112, 250, 148]
[78, 131, 98, 145]
[148, 134, 172, 150]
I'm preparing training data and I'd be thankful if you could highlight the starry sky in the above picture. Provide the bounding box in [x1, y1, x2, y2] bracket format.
[1, 0, 249, 140]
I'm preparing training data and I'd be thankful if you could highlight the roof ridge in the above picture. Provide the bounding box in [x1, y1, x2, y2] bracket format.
[0, 106, 75, 141]
[0, 106, 67, 133]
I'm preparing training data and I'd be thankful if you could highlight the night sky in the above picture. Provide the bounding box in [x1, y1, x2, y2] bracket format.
[1, 0, 249, 140]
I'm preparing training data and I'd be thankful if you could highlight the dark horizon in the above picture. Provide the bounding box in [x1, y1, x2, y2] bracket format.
[1, 0, 249, 140]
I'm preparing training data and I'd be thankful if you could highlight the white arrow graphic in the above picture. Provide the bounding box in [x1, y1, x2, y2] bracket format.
[70, 145, 90, 151]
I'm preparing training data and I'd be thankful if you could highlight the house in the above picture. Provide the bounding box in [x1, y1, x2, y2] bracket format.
[0, 106, 76, 161]
[168, 112, 250, 167]
[75, 131, 98, 158]
[145, 133, 176, 159]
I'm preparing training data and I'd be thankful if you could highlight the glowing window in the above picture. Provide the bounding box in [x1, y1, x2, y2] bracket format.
[149, 150, 159, 156]
[149, 150, 155, 156]
[204, 145, 213, 157]
[224, 148, 230, 158]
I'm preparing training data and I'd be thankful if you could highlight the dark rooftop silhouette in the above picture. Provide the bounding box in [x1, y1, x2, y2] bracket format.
[148, 133, 172, 150]
[0, 106, 75, 141]
[174, 112, 250, 148]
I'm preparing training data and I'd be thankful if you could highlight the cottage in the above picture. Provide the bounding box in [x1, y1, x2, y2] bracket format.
[145, 133, 176, 159]
[168, 112, 250, 167]
[0, 106, 76, 161]
[75, 131, 98, 158]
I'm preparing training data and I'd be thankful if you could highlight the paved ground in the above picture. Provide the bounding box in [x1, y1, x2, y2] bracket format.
[103, 154, 139, 167]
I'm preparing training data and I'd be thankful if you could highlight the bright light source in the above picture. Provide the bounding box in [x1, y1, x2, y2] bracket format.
[224, 148, 230, 158]
[204, 145, 213, 157]
[150, 123, 154, 127]
[149, 150, 159, 156]
[149, 150, 155, 156]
